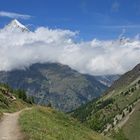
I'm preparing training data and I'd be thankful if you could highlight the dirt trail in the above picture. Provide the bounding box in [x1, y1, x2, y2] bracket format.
[0, 109, 28, 140]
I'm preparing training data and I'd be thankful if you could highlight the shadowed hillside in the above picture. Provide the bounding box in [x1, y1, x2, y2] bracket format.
[0, 63, 107, 112]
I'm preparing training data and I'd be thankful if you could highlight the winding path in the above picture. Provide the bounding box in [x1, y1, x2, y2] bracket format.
[0, 110, 25, 140]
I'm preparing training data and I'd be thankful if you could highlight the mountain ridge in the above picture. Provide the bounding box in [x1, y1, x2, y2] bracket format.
[104, 63, 140, 94]
[72, 62, 140, 140]
[0, 62, 107, 112]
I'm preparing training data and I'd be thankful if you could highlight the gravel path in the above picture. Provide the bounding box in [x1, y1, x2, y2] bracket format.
[0, 109, 27, 140]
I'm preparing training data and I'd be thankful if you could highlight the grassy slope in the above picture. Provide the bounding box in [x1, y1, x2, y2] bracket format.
[0, 98, 29, 113]
[0, 83, 112, 140]
[73, 78, 140, 131]
[0, 85, 30, 119]
[19, 106, 112, 140]
[72, 64, 140, 140]
[122, 100, 140, 140]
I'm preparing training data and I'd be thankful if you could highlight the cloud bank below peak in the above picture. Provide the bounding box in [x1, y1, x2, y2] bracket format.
[0, 20, 140, 75]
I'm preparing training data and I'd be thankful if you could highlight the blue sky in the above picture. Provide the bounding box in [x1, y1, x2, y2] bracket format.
[0, 0, 140, 40]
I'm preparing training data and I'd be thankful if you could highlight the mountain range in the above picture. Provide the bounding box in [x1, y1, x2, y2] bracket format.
[0, 63, 108, 112]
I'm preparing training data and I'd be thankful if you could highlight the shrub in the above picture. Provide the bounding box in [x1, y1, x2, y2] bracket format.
[47, 102, 52, 107]
[122, 111, 125, 118]
[15, 89, 27, 101]
[131, 88, 134, 93]
[0, 93, 9, 107]
[129, 107, 132, 113]
[124, 91, 129, 96]
[27, 96, 34, 104]
[97, 98, 114, 109]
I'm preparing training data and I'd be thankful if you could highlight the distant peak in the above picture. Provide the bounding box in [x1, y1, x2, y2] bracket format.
[11, 19, 26, 28]
[12, 19, 20, 23]
[3, 19, 29, 32]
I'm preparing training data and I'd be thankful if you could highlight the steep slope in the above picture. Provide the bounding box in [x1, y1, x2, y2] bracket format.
[72, 63, 140, 139]
[0, 63, 107, 112]
[19, 106, 112, 140]
[0, 83, 32, 120]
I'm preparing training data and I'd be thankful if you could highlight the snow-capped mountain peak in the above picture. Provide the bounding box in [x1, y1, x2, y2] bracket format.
[2, 19, 29, 32]
[10, 19, 26, 28]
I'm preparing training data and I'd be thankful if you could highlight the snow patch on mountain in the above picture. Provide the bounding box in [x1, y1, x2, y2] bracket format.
[2, 19, 29, 32]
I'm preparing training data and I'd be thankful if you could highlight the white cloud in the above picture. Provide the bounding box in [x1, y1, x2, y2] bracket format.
[0, 11, 31, 19]
[0, 23, 140, 75]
